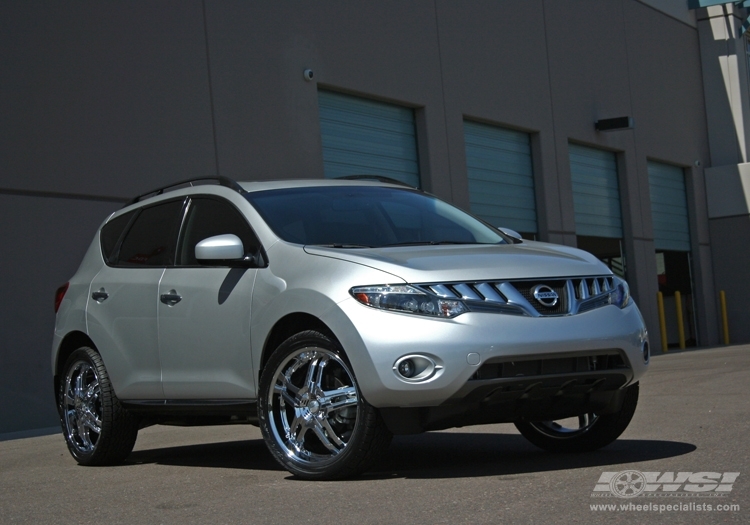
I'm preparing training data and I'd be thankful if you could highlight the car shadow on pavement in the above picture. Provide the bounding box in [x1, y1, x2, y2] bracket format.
[363, 432, 696, 480]
[127, 438, 284, 471]
[125, 431, 696, 480]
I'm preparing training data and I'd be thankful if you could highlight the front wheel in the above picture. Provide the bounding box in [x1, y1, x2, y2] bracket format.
[514, 383, 639, 453]
[58, 347, 139, 465]
[258, 330, 392, 480]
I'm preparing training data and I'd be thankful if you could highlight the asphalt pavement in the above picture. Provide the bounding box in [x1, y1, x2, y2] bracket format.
[1, 345, 748, 524]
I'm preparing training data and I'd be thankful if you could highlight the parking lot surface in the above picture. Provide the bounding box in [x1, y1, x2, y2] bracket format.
[1, 345, 748, 524]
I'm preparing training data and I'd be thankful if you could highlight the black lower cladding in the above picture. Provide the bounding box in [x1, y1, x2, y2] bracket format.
[380, 350, 633, 435]
[121, 399, 258, 427]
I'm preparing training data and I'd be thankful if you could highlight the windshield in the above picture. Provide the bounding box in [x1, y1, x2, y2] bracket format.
[245, 185, 508, 247]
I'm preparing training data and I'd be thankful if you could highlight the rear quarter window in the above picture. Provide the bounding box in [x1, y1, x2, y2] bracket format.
[100, 210, 137, 263]
[115, 199, 185, 267]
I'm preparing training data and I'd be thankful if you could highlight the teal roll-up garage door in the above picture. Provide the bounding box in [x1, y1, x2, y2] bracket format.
[464, 121, 537, 234]
[318, 91, 420, 188]
[648, 161, 690, 251]
[569, 144, 623, 238]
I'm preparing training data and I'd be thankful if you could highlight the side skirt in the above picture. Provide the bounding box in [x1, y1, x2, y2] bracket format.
[121, 399, 258, 427]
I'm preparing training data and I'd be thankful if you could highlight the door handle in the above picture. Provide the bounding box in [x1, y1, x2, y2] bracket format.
[91, 288, 109, 303]
[160, 290, 182, 306]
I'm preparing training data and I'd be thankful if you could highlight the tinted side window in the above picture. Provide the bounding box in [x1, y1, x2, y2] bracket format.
[100, 210, 136, 263]
[177, 197, 260, 266]
[116, 199, 185, 267]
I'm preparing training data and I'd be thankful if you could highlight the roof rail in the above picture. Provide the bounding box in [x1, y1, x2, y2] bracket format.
[338, 174, 417, 189]
[123, 176, 245, 207]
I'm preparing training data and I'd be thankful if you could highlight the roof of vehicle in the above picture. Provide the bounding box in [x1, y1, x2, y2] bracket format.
[124, 175, 415, 207]
[237, 178, 412, 193]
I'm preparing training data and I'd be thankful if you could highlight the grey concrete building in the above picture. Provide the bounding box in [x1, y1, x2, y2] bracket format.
[1, 0, 747, 436]
[700, 3, 750, 350]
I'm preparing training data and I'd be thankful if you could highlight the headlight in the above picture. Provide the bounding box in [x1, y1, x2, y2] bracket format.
[350, 285, 468, 318]
[609, 277, 631, 308]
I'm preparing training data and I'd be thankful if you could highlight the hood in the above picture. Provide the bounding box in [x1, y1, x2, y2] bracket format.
[303, 241, 611, 283]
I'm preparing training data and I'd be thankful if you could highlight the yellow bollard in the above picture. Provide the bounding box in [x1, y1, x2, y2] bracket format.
[657, 291, 668, 353]
[720, 290, 730, 345]
[675, 290, 686, 350]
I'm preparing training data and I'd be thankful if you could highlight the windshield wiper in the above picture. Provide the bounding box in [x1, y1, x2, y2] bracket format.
[381, 241, 481, 247]
[313, 243, 373, 248]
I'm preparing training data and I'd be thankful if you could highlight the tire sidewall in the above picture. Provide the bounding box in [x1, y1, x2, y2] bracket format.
[258, 330, 372, 479]
[58, 346, 138, 466]
[59, 348, 103, 464]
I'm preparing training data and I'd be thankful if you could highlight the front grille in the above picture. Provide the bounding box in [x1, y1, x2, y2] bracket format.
[511, 280, 568, 315]
[415, 274, 616, 317]
[578, 294, 610, 313]
[572, 276, 615, 300]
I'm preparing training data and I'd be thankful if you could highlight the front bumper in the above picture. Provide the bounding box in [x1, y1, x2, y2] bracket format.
[337, 297, 648, 408]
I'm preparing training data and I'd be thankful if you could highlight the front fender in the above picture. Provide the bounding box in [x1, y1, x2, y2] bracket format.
[249, 246, 404, 399]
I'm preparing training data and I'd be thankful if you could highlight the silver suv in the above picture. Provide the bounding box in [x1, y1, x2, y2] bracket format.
[53, 177, 649, 479]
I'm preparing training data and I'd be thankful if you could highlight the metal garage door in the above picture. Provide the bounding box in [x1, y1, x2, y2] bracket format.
[648, 161, 690, 251]
[569, 144, 623, 238]
[318, 91, 420, 188]
[464, 121, 537, 234]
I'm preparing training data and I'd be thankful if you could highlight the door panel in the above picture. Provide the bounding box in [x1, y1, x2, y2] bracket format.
[87, 266, 165, 399]
[157, 195, 263, 399]
[158, 267, 257, 399]
[86, 198, 185, 400]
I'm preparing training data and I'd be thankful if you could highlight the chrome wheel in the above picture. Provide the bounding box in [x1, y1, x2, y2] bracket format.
[58, 347, 139, 465]
[260, 331, 392, 479]
[62, 359, 103, 455]
[529, 414, 599, 439]
[266, 346, 360, 466]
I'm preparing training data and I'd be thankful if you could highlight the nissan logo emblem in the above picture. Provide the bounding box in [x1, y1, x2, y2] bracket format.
[532, 284, 559, 307]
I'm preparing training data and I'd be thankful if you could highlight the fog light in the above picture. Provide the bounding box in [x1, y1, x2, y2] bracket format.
[642, 341, 650, 364]
[397, 359, 416, 378]
[393, 355, 443, 382]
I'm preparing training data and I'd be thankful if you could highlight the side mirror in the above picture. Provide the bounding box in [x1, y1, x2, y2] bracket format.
[195, 234, 245, 261]
[498, 227, 523, 242]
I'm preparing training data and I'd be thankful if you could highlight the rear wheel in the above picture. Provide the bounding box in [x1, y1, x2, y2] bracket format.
[514, 383, 639, 453]
[58, 347, 139, 465]
[258, 330, 392, 480]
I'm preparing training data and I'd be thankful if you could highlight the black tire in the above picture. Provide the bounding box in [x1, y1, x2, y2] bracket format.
[258, 330, 392, 480]
[58, 347, 139, 465]
[514, 383, 639, 453]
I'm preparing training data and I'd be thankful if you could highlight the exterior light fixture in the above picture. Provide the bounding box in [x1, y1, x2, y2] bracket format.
[595, 117, 634, 132]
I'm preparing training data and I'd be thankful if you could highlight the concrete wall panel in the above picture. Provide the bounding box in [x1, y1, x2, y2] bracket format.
[686, 164, 718, 345]
[626, 1, 710, 166]
[705, 163, 750, 218]
[435, 0, 557, 217]
[544, 0, 636, 238]
[0, 2, 216, 199]
[697, 7, 745, 166]
[204, 1, 448, 189]
[709, 215, 750, 344]
[0, 194, 120, 433]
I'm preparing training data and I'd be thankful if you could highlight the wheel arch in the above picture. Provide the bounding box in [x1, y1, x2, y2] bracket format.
[53, 331, 98, 402]
[258, 313, 337, 382]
